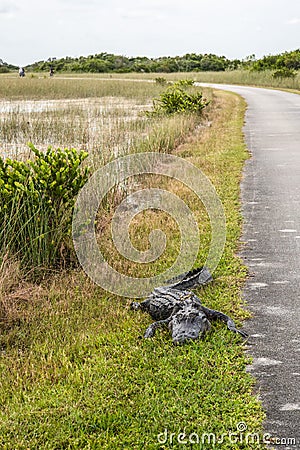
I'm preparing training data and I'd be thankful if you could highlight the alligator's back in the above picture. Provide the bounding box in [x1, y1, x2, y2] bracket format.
[146, 288, 201, 321]
[130, 266, 212, 320]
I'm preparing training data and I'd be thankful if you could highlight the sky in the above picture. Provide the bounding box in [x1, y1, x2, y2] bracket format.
[0, 0, 300, 67]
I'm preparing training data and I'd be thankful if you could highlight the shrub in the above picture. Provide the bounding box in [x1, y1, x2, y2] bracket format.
[173, 79, 195, 87]
[150, 82, 209, 115]
[0, 144, 90, 270]
[0, 66, 10, 74]
[154, 77, 169, 86]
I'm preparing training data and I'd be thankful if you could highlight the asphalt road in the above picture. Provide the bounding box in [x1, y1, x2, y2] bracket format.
[200, 83, 300, 448]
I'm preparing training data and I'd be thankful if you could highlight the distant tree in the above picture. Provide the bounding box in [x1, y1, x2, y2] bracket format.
[18, 49, 300, 74]
[273, 68, 297, 79]
[0, 58, 18, 72]
[197, 55, 226, 71]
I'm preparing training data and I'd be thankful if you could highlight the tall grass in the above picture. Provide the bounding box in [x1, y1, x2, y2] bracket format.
[0, 78, 213, 164]
[0, 76, 162, 100]
[193, 69, 300, 90]
[0, 191, 71, 269]
[28, 70, 299, 91]
[0, 100, 148, 159]
[151, 69, 300, 90]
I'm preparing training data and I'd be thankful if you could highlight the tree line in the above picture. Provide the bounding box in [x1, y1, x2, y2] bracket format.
[0, 50, 299, 74]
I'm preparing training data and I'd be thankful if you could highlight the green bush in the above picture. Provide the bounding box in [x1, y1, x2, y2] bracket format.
[150, 82, 209, 115]
[154, 77, 169, 85]
[0, 66, 10, 74]
[0, 144, 90, 270]
[273, 68, 297, 79]
[173, 79, 195, 87]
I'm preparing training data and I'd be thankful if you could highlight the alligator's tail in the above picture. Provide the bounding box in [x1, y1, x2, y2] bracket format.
[166, 266, 213, 290]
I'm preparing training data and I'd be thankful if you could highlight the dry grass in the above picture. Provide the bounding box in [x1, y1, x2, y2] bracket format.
[0, 255, 40, 328]
[0, 97, 150, 160]
[0, 75, 160, 100]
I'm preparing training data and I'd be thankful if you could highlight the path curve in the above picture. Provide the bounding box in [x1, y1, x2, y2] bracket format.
[199, 83, 300, 446]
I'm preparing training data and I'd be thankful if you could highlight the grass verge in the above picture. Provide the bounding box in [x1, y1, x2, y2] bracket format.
[0, 90, 267, 449]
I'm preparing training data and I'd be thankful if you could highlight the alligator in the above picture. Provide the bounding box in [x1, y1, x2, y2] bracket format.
[131, 267, 247, 345]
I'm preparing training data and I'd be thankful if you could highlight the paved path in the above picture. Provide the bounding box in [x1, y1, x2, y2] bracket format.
[200, 84, 300, 448]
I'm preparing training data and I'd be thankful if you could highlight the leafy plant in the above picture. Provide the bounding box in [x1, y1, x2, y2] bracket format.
[173, 79, 195, 87]
[0, 144, 90, 270]
[150, 82, 209, 115]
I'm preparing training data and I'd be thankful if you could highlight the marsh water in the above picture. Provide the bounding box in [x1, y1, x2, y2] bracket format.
[0, 97, 150, 160]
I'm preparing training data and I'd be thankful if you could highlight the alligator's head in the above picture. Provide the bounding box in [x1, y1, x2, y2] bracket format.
[169, 299, 211, 345]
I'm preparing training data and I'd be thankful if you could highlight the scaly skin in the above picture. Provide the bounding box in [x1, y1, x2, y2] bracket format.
[131, 267, 247, 344]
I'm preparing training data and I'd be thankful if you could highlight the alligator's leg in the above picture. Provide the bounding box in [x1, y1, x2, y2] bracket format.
[144, 317, 172, 338]
[201, 306, 248, 338]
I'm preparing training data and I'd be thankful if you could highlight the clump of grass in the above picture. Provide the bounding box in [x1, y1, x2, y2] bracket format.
[136, 112, 202, 153]
[154, 76, 170, 85]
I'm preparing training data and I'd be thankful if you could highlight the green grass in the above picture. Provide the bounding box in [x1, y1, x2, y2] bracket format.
[0, 285, 262, 450]
[30, 70, 299, 92]
[0, 87, 267, 449]
[0, 75, 163, 100]
[186, 70, 300, 91]
[2, 70, 299, 98]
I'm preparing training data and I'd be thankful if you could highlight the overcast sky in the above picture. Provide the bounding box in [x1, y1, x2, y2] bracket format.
[1, 0, 300, 66]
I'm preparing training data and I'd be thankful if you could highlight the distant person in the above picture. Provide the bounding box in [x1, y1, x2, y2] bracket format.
[19, 67, 25, 77]
[49, 66, 54, 77]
